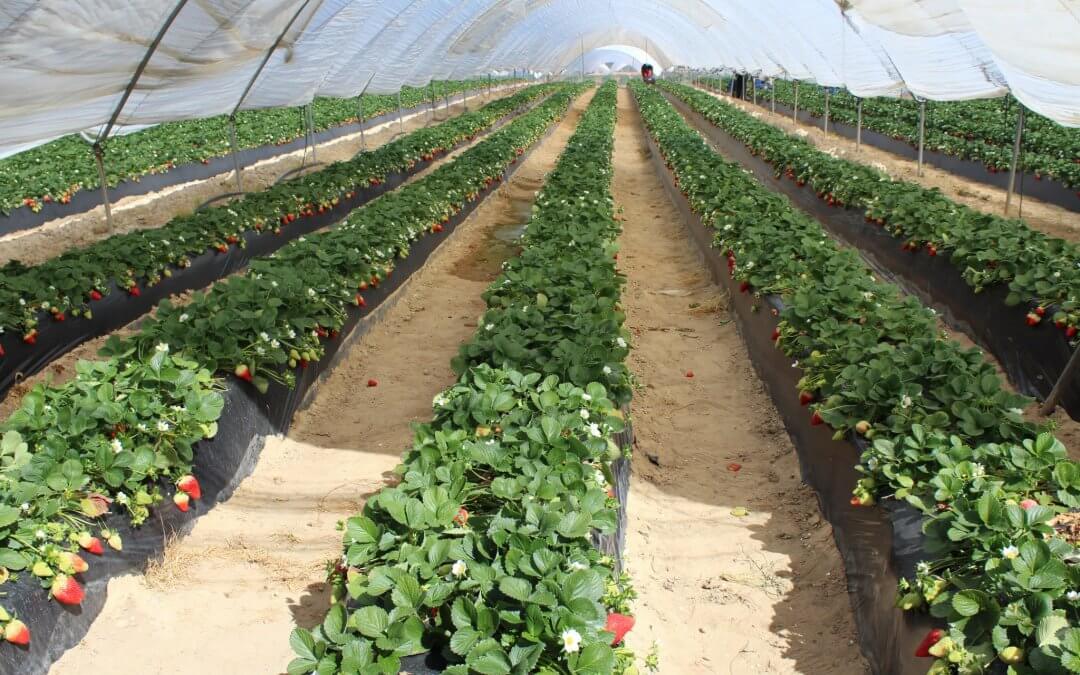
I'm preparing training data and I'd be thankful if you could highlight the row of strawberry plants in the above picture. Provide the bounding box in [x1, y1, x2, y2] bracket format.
[0, 84, 553, 343]
[0, 85, 581, 648]
[0, 78, 519, 215]
[633, 80, 1079, 674]
[287, 81, 642, 675]
[667, 81, 1080, 338]
[705, 78, 1080, 190]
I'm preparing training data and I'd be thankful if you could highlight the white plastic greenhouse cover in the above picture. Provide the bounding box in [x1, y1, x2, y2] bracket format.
[1, 0, 1078, 158]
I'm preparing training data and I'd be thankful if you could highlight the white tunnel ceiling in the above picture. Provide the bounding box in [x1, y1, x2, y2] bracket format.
[0, 0, 1078, 159]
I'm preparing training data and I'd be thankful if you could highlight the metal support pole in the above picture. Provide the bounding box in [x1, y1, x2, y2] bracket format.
[92, 144, 114, 230]
[771, 80, 776, 113]
[488, 74, 492, 97]
[1005, 105, 1026, 215]
[1041, 345, 1080, 416]
[824, 88, 830, 134]
[429, 82, 436, 124]
[917, 99, 926, 176]
[856, 98, 863, 152]
[397, 90, 404, 136]
[358, 94, 366, 151]
[742, 74, 748, 100]
[228, 116, 243, 192]
[793, 81, 800, 123]
[752, 78, 757, 105]
[463, 86, 469, 112]
[580, 36, 585, 81]
[305, 104, 316, 164]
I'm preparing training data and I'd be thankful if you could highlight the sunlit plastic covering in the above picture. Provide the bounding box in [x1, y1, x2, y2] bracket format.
[1, 0, 1078, 158]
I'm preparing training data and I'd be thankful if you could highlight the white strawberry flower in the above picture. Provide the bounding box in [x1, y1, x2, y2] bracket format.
[270, 339, 280, 348]
[155, 342, 169, 353]
[137, 423, 148, 432]
[116, 492, 129, 505]
[616, 337, 627, 348]
[1068, 590, 1080, 602]
[111, 438, 123, 454]
[256, 345, 265, 356]
[561, 629, 582, 654]
[20, 503, 30, 512]
[1008, 408, 1024, 416]
[451, 560, 468, 578]
[18, 298, 26, 306]
[602, 365, 612, 375]
[35, 529, 46, 540]
[580, 409, 590, 419]
[900, 394, 913, 409]
[568, 561, 588, 571]
[259, 331, 270, 342]
[1001, 545, 1020, 559]
[485, 323, 494, 331]
[307, 288, 316, 297]
[287, 329, 296, 339]
[178, 313, 189, 322]
[588, 423, 602, 438]
[971, 463, 985, 479]
[581, 393, 591, 401]
[157, 420, 171, 432]
[595, 470, 606, 486]
[433, 394, 448, 408]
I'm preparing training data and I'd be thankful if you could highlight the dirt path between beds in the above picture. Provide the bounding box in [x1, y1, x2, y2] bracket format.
[0, 87, 524, 267]
[47, 90, 592, 675]
[699, 88, 1080, 243]
[613, 86, 868, 674]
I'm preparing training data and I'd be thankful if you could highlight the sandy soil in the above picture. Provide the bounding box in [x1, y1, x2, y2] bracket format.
[0, 86, 523, 267]
[613, 87, 867, 674]
[700, 88, 1080, 243]
[48, 90, 592, 675]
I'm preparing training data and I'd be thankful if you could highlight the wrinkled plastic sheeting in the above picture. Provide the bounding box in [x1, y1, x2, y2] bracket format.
[3, 0, 1079, 159]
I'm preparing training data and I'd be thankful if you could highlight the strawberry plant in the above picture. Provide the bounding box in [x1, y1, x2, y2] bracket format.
[0, 86, 570, 647]
[664, 81, 1080, 338]
[108, 86, 582, 390]
[0, 347, 222, 637]
[0, 79, 521, 216]
[633, 80, 1078, 675]
[0, 84, 553, 341]
[705, 78, 1080, 190]
[290, 82, 640, 674]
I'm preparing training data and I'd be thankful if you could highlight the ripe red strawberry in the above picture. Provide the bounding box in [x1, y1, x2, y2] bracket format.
[177, 475, 202, 500]
[727, 462, 741, 472]
[53, 312, 65, 322]
[235, 364, 253, 382]
[77, 533, 104, 556]
[0, 345, 5, 357]
[1020, 498, 1038, 510]
[771, 328, 781, 341]
[89, 289, 103, 301]
[358, 281, 368, 291]
[926, 245, 937, 257]
[453, 508, 469, 526]
[685, 370, 694, 378]
[128, 285, 141, 297]
[810, 411, 824, 426]
[604, 613, 635, 646]
[51, 575, 84, 605]
[367, 379, 378, 387]
[173, 492, 190, 512]
[739, 280, 750, 293]
[1068, 326, 1078, 339]
[1026, 312, 1041, 326]
[22, 331, 36, 345]
[915, 628, 945, 657]
[432, 223, 444, 233]
[4, 619, 29, 645]
[799, 391, 814, 406]
[1034, 306, 1046, 317]
[215, 243, 228, 253]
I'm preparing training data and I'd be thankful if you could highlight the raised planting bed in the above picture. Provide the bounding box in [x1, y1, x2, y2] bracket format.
[289, 82, 645, 675]
[664, 82, 1080, 420]
[0, 85, 555, 405]
[0, 80, 521, 236]
[701, 79, 1080, 212]
[0, 85, 583, 675]
[632, 80, 1080, 675]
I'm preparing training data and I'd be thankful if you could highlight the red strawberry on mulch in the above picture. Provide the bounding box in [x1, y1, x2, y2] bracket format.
[51, 575, 84, 605]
